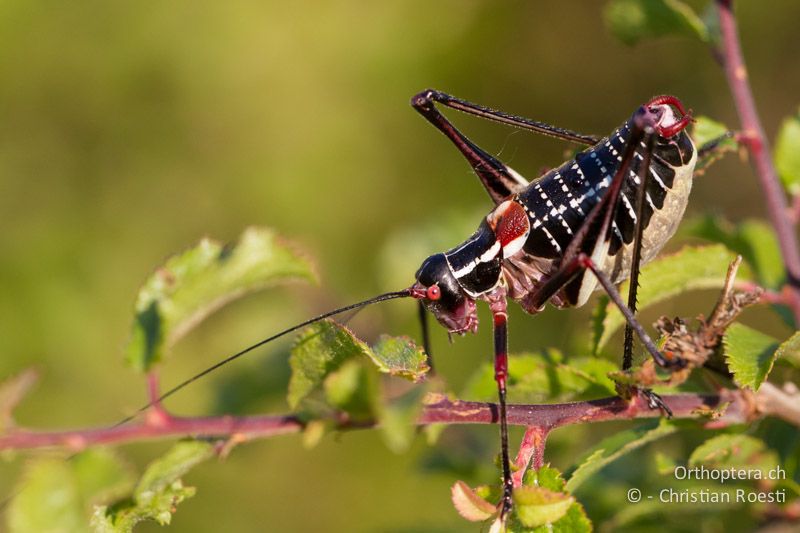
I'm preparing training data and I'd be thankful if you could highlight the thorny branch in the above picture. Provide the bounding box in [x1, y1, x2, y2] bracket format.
[715, 0, 800, 323]
[0, 385, 798, 453]
[2, 259, 797, 461]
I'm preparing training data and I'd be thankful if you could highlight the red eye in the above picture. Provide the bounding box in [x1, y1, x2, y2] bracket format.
[426, 285, 441, 301]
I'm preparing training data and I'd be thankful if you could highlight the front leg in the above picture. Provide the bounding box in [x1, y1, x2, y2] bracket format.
[484, 286, 514, 519]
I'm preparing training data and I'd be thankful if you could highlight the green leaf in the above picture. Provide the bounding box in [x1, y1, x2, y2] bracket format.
[323, 359, 377, 421]
[126, 227, 316, 372]
[514, 467, 591, 533]
[92, 482, 196, 533]
[523, 465, 567, 491]
[775, 108, 800, 194]
[288, 321, 432, 451]
[566, 419, 677, 492]
[9, 449, 134, 533]
[134, 440, 214, 499]
[463, 352, 618, 403]
[692, 116, 735, 149]
[72, 452, 137, 509]
[689, 434, 778, 473]
[378, 381, 431, 453]
[289, 321, 429, 411]
[288, 320, 373, 410]
[595, 244, 746, 352]
[93, 441, 214, 532]
[775, 331, 800, 367]
[723, 323, 779, 390]
[546, 502, 592, 533]
[513, 486, 574, 528]
[590, 299, 609, 356]
[604, 0, 708, 46]
[369, 335, 430, 382]
[735, 221, 785, 290]
[682, 216, 783, 290]
[700, 1, 722, 46]
[654, 452, 677, 475]
[10, 460, 85, 533]
[451, 468, 591, 532]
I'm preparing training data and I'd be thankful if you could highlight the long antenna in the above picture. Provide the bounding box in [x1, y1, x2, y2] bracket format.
[115, 289, 411, 427]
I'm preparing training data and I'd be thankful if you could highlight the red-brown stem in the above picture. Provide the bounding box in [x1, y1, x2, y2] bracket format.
[790, 194, 800, 225]
[0, 391, 751, 452]
[0, 413, 305, 451]
[147, 372, 161, 406]
[716, 0, 800, 323]
[736, 281, 790, 306]
[530, 429, 548, 470]
[512, 426, 550, 486]
[144, 372, 172, 428]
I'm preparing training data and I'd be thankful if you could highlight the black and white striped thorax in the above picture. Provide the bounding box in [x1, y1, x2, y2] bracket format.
[517, 119, 696, 265]
[443, 219, 503, 297]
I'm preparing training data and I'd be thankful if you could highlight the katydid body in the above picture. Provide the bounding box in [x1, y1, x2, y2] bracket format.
[408, 90, 695, 519]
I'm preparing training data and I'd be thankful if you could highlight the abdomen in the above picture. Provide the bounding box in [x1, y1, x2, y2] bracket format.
[511, 122, 697, 306]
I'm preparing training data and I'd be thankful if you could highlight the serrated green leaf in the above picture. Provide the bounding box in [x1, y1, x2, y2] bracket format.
[9, 449, 134, 533]
[604, 0, 708, 46]
[92, 481, 196, 532]
[288, 320, 372, 410]
[596, 244, 746, 351]
[689, 434, 778, 473]
[547, 501, 592, 533]
[510, 467, 591, 533]
[93, 441, 214, 532]
[458, 466, 592, 533]
[523, 465, 567, 492]
[566, 419, 677, 492]
[775, 331, 800, 367]
[723, 323, 779, 390]
[775, 108, 800, 194]
[289, 321, 430, 419]
[463, 352, 617, 404]
[451, 481, 496, 522]
[378, 381, 430, 453]
[369, 335, 429, 382]
[126, 227, 316, 372]
[135, 440, 214, 499]
[692, 116, 735, 149]
[513, 486, 574, 528]
[681, 216, 783, 289]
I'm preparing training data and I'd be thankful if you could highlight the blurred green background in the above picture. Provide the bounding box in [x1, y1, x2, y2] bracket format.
[1, 1, 799, 531]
